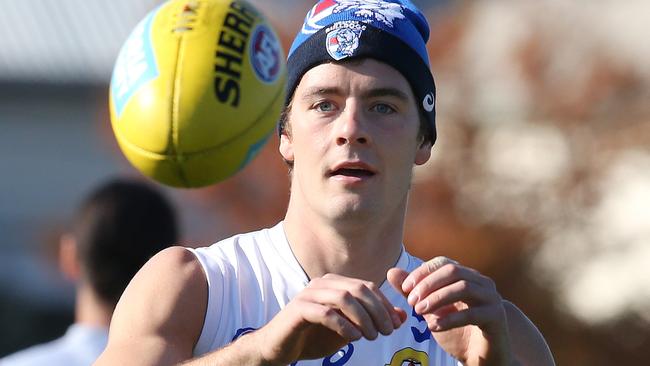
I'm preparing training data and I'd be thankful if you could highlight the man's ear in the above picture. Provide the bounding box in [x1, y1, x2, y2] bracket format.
[414, 140, 432, 166]
[59, 234, 80, 281]
[279, 133, 294, 163]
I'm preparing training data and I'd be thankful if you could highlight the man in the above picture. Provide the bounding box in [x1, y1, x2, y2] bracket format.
[1, 178, 179, 366]
[96, 1, 555, 365]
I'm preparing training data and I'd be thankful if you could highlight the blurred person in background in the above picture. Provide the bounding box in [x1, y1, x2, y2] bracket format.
[0, 178, 179, 366]
[95, 1, 554, 365]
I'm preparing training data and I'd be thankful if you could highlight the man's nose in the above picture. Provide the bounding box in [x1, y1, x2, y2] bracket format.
[334, 102, 371, 146]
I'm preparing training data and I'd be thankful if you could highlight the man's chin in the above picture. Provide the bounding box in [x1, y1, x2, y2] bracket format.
[328, 200, 377, 223]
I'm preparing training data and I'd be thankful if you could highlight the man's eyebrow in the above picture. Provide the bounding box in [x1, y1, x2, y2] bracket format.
[300, 87, 342, 101]
[361, 87, 410, 102]
[300, 87, 410, 101]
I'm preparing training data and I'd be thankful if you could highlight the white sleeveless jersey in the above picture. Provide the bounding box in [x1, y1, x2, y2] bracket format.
[188, 222, 460, 366]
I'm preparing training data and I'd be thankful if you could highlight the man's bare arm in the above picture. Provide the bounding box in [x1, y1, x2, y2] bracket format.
[94, 247, 209, 365]
[504, 301, 555, 366]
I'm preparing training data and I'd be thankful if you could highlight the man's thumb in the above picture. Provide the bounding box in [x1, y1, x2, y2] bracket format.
[387, 267, 409, 297]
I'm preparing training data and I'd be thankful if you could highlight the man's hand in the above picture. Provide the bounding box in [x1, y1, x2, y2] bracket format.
[387, 257, 514, 366]
[249, 273, 407, 365]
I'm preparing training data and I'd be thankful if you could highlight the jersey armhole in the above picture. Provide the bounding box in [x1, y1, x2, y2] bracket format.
[184, 247, 226, 356]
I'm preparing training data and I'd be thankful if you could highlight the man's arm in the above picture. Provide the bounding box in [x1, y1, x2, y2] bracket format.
[94, 247, 208, 365]
[95, 247, 404, 366]
[95, 246, 288, 366]
[504, 301, 555, 366]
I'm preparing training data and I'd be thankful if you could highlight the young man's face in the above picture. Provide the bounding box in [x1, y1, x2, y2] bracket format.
[280, 59, 431, 224]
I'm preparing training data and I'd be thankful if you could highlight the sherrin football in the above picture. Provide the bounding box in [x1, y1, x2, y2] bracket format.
[109, 0, 286, 188]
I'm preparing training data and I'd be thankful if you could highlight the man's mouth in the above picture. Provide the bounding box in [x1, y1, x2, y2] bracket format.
[328, 168, 376, 178]
[327, 162, 377, 180]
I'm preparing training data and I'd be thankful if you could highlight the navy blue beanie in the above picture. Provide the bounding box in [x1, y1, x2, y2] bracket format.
[283, 0, 436, 143]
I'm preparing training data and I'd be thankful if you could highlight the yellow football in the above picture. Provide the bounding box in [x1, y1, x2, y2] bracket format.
[109, 0, 286, 188]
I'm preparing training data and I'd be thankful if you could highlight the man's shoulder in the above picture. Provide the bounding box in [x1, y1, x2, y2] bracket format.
[181, 222, 293, 288]
[216, 224, 279, 248]
[192, 222, 284, 262]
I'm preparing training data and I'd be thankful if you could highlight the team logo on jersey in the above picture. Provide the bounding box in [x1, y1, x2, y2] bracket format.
[385, 347, 429, 366]
[249, 24, 282, 84]
[325, 21, 366, 60]
[302, 0, 405, 35]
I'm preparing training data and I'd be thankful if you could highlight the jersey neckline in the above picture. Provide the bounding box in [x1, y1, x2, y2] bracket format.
[266, 221, 410, 291]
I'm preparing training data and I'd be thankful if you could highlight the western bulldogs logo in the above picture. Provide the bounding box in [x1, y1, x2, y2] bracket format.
[325, 21, 366, 60]
[302, 0, 405, 35]
[249, 24, 282, 84]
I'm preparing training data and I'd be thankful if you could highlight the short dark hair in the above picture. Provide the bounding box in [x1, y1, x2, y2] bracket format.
[72, 178, 179, 307]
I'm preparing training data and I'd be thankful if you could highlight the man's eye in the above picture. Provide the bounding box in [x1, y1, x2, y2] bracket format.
[315, 101, 335, 112]
[372, 103, 395, 114]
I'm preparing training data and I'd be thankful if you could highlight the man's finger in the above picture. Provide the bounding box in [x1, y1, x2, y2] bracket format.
[393, 306, 408, 324]
[387, 267, 409, 297]
[401, 256, 458, 294]
[310, 274, 399, 335]
[300, 302, 363, 341]
[423, 304, 501, 332]
[303, 287, 379, 340]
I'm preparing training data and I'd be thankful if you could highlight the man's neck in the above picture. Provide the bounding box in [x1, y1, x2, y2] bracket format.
[75, 283, 113, 328]
[283, 198, 406, 285]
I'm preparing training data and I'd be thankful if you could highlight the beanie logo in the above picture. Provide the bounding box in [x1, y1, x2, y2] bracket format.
[422, 92, 435, 112]
[302, 0, 405, 35]
[326, 21, 366, 60]
[333, 0, 405, 27]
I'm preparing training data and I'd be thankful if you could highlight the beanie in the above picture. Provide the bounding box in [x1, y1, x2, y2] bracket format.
[283, 0, 436, 143]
